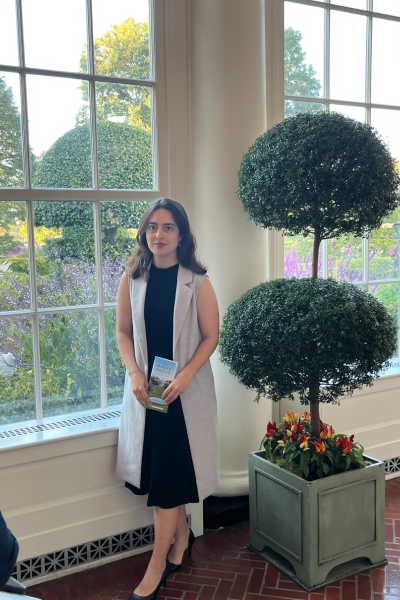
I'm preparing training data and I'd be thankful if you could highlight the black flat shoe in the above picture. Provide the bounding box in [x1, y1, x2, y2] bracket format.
[129, 565, 168, 600]
[166, 527, 196, 576]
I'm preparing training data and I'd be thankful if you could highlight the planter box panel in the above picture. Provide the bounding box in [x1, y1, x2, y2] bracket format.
[318, 478, 377, 564]
[254, 467, 303, 561]
[249, 451, 387, 591]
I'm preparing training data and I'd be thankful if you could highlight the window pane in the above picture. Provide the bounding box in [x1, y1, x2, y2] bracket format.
[331, 0, 366, 8]
[330, 12, 366, 103]
[284, 2, 324, 98]
[92, 0, 150, 80]
[328, 236, 363, 282]
[0, 0, 19, 66]
[96, 83, 153, 189]
[105, 308, 124, 406]
[0, 73, 23, 188]
[371, 108, 400, 163]
[284, 235, 321, 278]
[33, 201, 96, 307]
[372, 18, 400, 107]
[369, 210, 400, 281]
[284, 100, 324, 119]
[27, 76, 91, 189]
[0, 201, 31, 312]
[373, 0, 400, 17]
[39, 310, 100, 418]
[369, 283, 399, 360]
[0, 316, 35, 425]
[101, 200, 149, 302]
[22, 0, 88, 73]
[330, 105, 365, 122]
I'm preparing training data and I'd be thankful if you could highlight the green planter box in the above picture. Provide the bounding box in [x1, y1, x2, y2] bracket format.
[249, 450, 387, 591]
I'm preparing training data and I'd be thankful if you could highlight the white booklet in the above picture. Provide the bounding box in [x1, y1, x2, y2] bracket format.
[146, 357, 178, 414]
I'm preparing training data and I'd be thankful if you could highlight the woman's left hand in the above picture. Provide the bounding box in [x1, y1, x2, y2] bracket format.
[162, 370, 193, 405]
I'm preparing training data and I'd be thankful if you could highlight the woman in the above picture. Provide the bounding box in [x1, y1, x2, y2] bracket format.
[116, 198, 219, 600]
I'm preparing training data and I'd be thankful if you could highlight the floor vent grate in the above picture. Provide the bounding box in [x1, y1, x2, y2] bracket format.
[385, 456, 400, 477]
[12, 524, 154, 583]
[0, 410, 121, 439]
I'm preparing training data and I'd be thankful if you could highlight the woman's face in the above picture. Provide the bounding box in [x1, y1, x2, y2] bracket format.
[146, 208, 182, 264]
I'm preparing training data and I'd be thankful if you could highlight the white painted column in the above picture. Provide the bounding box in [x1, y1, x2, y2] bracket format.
[190, 0, 272, 495]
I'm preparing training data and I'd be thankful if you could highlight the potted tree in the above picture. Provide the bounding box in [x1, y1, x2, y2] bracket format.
[219, 112, 400, 591]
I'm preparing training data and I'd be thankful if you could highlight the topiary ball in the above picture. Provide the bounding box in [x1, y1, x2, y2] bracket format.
[219, 277, 397, 405]
[237, 112, 400, 238]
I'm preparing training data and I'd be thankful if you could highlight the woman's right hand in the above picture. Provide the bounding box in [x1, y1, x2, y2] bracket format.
[129, 371, 151, 407]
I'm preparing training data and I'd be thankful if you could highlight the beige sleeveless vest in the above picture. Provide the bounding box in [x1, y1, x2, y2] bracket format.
[116, 263, 219, 502]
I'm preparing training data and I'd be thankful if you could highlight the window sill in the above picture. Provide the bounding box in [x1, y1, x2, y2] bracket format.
[0, 407, 121, 453]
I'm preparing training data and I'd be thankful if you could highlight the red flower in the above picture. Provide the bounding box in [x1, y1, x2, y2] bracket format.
[266, 421, 278, 439]
[320, 424, 335, 439]
[336, 437, 353, 454]
[311, 438, 326, 455]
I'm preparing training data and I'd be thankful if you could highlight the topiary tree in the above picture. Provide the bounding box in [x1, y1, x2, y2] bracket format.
[32, 121, 150, 260]
[220, 112, 400, 439]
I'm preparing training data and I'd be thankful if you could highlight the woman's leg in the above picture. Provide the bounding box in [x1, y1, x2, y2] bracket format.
[134, 506, 179, 596]
[168, 504, 190, 565]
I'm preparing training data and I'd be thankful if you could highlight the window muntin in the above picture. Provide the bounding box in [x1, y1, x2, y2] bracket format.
[284, 0, 400, 375]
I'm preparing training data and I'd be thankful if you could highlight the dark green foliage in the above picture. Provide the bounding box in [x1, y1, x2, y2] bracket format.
[32, 121, 149, 260]
[219, 277, 397, 406]
[32, 121, 152, 190]
[238, 112, 400, 240]
[42, 227, 95, 262]
[0, 77, 23, 187]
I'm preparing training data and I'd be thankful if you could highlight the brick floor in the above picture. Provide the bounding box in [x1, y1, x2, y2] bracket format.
[27, 478, 400, 600]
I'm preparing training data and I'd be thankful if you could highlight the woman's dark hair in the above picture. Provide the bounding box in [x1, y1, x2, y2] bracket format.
[126, 198, 207, 279]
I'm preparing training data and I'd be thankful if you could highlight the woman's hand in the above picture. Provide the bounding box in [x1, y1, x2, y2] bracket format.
[130, 371, 151, 407]
[162, 370, 193, 405]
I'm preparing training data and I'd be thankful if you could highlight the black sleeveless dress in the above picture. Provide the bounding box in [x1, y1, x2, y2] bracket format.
[125, 262, 199, 508]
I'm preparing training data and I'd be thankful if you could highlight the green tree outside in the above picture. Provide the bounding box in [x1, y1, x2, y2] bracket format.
[76, 18, 151, 130]
[284, 28, 323, 117]
[0, 76, 24, 188]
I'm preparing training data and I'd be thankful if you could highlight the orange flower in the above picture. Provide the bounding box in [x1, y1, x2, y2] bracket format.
[284, 411, 299, 424]
[299, 434, 310, 451]
[311, 438, 326, 454]
[303, 411, 311, 422]
[320, 424, 335, 439]
[336, 437, 353, 454]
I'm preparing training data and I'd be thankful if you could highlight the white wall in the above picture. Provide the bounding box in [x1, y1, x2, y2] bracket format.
[190, 0, 273, 496]
[0, 426, 202, 573]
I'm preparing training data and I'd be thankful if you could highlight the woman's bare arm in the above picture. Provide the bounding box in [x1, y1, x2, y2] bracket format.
[116, 272, 151, 406]
[163, 277, 219, 404]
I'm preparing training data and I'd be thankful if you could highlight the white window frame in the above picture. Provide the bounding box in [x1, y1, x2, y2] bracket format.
[0, 0, 171, 424]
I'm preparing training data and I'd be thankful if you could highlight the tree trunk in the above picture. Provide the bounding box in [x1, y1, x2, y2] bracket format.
[311, 227, 322, 282]
[309, 378, 321, 438]
[309, 227, 322, 435]
[104, 226, 118, 242]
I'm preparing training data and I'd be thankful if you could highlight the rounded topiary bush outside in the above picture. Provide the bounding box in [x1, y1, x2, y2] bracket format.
[219, 277, 397, 406]
[238, 112, 400, 239]
[33, 120, 152, 189]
